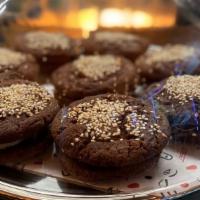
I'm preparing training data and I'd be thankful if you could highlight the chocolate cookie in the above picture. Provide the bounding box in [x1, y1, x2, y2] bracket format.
[82, 31, 148, 61]
[135, 44, 200, 84]
[52, 55, 139, 105]
[51, 94, 170, 180]
[0, 47, 39, 81]
[15, 31, 82, 73]
[0, 77, 59, 163]
[146, 75, 200, 142]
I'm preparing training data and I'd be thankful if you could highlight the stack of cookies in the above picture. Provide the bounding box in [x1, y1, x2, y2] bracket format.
[0, 72, 59, 163]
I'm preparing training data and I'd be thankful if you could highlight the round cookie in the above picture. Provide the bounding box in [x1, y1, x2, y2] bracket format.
[51, 94, 170, 180]
[146, 75, 200, 142]
[15, 31, 82, 73]
[0, 77, 59, 163]
[82, 31, 148, 61]
[135, 44, 200, 84]
[52, 55, 139, 105]
[0, 71, 24, 84]
[0, 47, 39, 81]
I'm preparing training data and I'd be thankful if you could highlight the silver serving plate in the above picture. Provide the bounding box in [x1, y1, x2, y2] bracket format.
[0, 170, 197, 200]
[0, 143, 200, 200]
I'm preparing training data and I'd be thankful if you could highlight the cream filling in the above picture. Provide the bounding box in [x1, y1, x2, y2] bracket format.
[0, 140, 23, 150]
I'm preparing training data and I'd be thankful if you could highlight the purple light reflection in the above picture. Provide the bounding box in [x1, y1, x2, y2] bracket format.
[130, 112, 137, 126]
[174, 63, 183, 76]
[191, 98, 199, 132]
[147, 82, 164, 121]
[173, 44, 200, 76]
[60, 107, 68, 124]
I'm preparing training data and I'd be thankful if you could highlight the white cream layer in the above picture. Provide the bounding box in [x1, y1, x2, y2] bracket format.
[0, 140, 22, 150]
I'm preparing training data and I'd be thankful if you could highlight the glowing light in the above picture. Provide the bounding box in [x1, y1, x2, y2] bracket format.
[100, 9, 154, 28]
[153, 15, 176, 28]
[78, 8, 98, 37]
[18, 10, 59, 27]
[16, 2, 176, 38]
[131, 11, 153, 28]
[100, 8, 130, 27]
[99, 8, 175, 29]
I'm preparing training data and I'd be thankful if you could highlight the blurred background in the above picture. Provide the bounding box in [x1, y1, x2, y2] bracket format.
[0, 0, 200, 45]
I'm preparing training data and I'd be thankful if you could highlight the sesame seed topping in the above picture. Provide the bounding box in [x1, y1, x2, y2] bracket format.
[0, 48, 26, 68]
[145, 45, 196, 65]
[163, 75, 200, 104]
[74, 138, 80, 142]
[0, 83, 52, 118]
[95, 31, 139, 43]
[68, 98, 162, 144]
[73, 55, 121, 80]
[25, 31, 70, 51]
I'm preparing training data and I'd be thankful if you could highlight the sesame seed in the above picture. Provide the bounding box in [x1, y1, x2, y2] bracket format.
[73, 55, 121, 80]
[162, 133, 168, 138]
[74, 138, 80, 142]
[144, 44, 196, 65]
[80, 133, 84, 137]
[0, 48, 26, 68]
[192, 133, 197, 137]
[0, 83, 51, 119]
[95, 31, 138, 43]
[67, 97, 163, 145]
[25, 31, 70, 51]
[163, 75, 200, 104]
